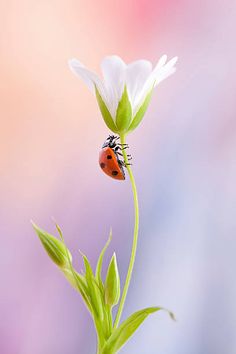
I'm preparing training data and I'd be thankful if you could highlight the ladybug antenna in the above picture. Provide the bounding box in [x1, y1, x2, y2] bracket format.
[108, 134, 118, 141]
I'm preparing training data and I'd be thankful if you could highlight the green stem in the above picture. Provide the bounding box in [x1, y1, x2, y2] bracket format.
[114, 133, 139, 329]
[107, 305, 113, 334]
[95, 316, 105, 349]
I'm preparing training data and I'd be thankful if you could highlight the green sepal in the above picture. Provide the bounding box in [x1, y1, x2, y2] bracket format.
[95, 86, 118, 133]
[95, 229, 112, 290]
[128, 88, 153, 133]
[80, 252, 104, 320]
[102, 307, 174, 354]
[104, 253, 120, 308]
[32, 222, 71, 268]
[115, 86, 132, 133]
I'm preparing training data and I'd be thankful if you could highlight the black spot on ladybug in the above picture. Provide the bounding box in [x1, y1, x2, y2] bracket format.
[107, 155, 112, 159]
[112, 170, 118, 176]
[100, 163, 106, 169]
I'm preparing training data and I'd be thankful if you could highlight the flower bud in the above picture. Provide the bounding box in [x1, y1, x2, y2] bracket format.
[104, 253, 120, 307]
[32, 222, 71, 268]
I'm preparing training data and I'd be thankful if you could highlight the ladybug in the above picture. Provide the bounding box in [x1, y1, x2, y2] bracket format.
[99, 135, 131, 180]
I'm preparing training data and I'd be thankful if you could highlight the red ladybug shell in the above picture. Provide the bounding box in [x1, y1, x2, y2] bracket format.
[99, 147, 125, 180]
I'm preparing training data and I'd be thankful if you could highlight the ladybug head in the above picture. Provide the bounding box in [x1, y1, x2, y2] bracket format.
[102, 135, 119, 148]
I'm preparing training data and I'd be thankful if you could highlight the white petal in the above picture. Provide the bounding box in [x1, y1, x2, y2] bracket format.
[163, 56, 178, 69]
[69, 59, 99, 92]
[69, 58, 113, 116]
[154, 54, 168, 71]
[154, 56, 178, 86]
[101, 55, 127, 118]
[132, 56, 177, 116]
[155, 67, 177, 85]
[101, 55, 126, 96]
[125, 60, 152, 113]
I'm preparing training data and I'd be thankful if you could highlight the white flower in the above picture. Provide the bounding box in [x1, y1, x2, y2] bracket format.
[68, 55, 177, 134]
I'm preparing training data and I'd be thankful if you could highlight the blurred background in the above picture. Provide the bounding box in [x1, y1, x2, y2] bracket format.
[0, 0, 236, 353]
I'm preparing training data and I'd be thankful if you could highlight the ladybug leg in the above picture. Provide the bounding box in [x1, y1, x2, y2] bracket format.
[114, 145, 129, 152]
[115, 146, 132, 159]
[118, 159, 132, 168]
[117, 159, 125, 166]
[117, 143, 129, 148]
[114, 145, 128, 152]
[116, 151, 124, 157]
[123, 162, 132, 167]
[117, 152, 132, 162]
[123, 153, 132, 160]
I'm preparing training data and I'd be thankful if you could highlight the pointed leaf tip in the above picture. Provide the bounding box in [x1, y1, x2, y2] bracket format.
[169, 311, 176, 321]
[32, 222, 71, 268]
[95, 230, 112, 288]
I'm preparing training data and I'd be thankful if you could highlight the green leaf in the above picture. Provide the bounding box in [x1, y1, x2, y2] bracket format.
[104, 253, 120, 307]
[55, 224, 109, 344]
[53, 223, 94, 314]
[80, 252, 104, 320]
[102, 307, 174, 354]
[95, 230, 112, 290]
[115, 86, 132, 133]
[95, 86, 118, 133]
[32, 222, 71, 268]
[62, 268, 93, 313]
[128, 88, 153, 133]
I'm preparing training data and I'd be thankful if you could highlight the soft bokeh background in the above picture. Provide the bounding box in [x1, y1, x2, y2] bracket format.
[1, 1, 236, 353]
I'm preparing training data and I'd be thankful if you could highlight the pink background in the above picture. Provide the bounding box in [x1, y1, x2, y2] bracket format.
[1, 1, 236, 353]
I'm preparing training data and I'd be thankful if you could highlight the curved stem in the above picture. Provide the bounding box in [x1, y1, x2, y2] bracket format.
[114, 133, 139, 329]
